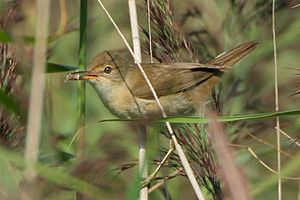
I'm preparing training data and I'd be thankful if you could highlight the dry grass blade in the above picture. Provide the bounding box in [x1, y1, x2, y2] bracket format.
[148, 169, 182, 193]
[231, 144, 300, 180]
[208, 113, 250, 200]
[141, 0, 200, 62]
[277, 128, 300, 148]
[271, 0, 281, 199]
[22, 0, 50, 199]
[160, 124, 222, 200]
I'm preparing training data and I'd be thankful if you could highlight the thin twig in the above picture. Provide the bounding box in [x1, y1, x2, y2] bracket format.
[142, 146, 174, 188]
[252, 150, 300, 197]
[67, 123, 94, 150]
[231, 144, 300, 180]
[147, 0, 153, 63]
[277, 128, 300, 148]
[148, 169, 183, 193]
[95, 1, 205, 199]
[233, 126, 292, 158]
[128, 1, 148, 199]
[272, 0, 281, 199]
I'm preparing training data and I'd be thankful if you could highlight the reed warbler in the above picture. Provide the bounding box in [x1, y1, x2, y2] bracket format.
[66, 42, 257, 118]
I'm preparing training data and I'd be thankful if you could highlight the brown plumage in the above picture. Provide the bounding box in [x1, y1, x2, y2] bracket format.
[67, 41, 257, 118]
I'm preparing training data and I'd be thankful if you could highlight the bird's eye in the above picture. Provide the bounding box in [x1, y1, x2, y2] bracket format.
[104, 65, 112, 74]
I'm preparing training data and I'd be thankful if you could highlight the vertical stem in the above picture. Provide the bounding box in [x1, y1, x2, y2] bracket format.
[24, 0, 50, 183]
[138, 125, 148, 200]
[128, 1, 148, 199]
[23, 0, 50, 199]
[96, 1, 204, 199]
[272, 0, 281, 199]
[129, 0, 142, 64]
[147, 0, 153, 63]
[76, 0, 88, 159]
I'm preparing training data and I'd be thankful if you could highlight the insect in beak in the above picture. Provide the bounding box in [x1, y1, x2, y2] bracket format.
[65, 71, 99, 81]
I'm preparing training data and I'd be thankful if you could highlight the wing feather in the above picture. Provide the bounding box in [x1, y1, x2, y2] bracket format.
[128, 63, 217, 99]
[125, 41, 257, 99]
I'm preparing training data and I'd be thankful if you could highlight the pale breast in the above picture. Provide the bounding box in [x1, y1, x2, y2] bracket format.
[90, 77, 217, 118]
[135, 91, 194, 118]
[91, 80, 194, 118]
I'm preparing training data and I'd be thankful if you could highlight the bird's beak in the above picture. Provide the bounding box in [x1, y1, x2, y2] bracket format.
[66, 71, 99, 81]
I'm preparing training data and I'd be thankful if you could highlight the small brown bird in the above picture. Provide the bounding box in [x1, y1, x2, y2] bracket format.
[66, 42, 257, 118]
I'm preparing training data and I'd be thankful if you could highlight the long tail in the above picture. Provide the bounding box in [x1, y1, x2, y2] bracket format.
[207, 41, 258, 68]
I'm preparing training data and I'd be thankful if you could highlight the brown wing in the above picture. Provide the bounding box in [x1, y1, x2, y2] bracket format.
[128, 41, 257, 99]
[128, 63, 218, 99]
[207, 41, 258, 67]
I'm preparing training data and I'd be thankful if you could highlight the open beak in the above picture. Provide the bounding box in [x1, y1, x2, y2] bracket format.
[65, 71, 99, 81]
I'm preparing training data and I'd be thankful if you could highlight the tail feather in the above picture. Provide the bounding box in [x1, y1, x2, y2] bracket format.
[207, 41, 258, 68]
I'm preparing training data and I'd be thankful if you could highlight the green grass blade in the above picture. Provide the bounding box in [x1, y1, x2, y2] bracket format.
[75, 0, 88, 158]
[46, 62, 78, 73]
[95, 109, 300, 124]
[160, 109, 300, 123]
